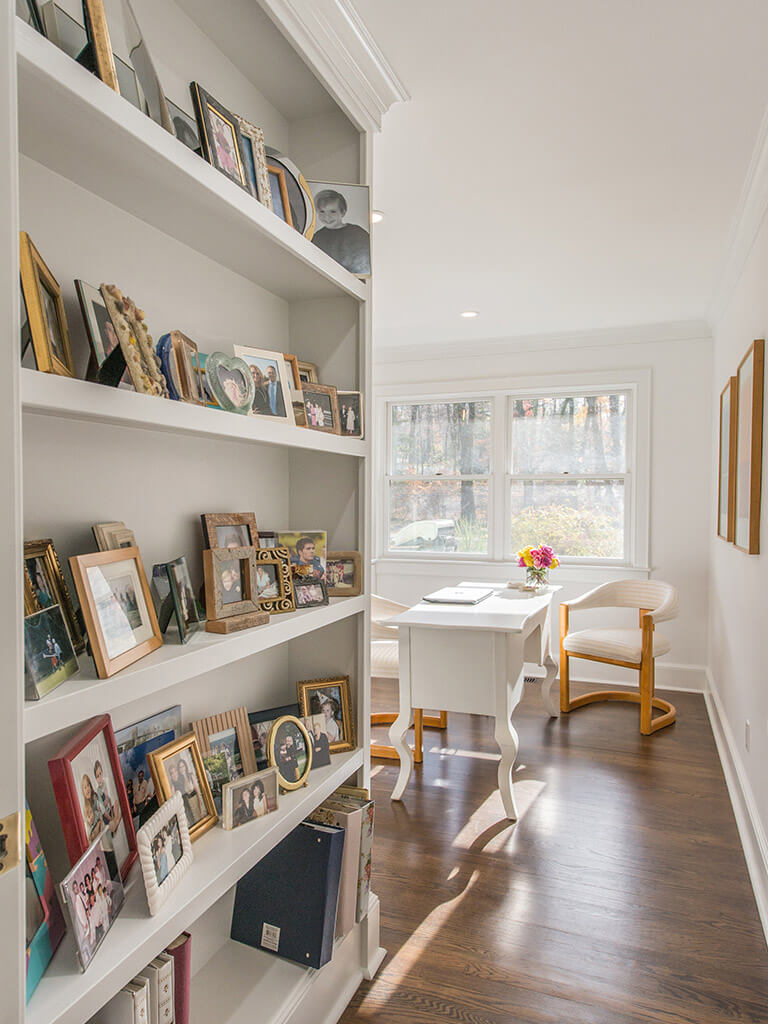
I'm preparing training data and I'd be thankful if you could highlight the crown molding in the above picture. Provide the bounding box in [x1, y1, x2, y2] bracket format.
[374, 319, 712, 365]
[259, 0, 409, 133]
[709, 100, 768, 327]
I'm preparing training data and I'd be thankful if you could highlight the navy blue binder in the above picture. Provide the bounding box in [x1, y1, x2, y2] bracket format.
[230, 821, 345, 969]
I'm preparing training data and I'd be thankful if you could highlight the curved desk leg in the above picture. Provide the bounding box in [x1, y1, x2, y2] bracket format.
[541, 652, 560, 718]
[390, 625, 414, 802]
[494, 633, 525, 821]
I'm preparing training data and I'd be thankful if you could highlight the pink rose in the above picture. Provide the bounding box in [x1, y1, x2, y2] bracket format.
[518, 557, 526, 567]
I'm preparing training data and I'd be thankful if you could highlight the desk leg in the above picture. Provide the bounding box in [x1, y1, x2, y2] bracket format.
[390, 626, 414, 802]
[541, 653, 560, 717]
[495, 633, 525, 821]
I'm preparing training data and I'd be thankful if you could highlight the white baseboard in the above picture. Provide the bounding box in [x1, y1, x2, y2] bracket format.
[531, 661, 707, 693]
[704, 670, 768, 946]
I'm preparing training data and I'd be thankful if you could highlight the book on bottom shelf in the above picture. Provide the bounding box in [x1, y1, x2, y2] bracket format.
[307, 800, 363, 938]
[166, 933, 191, 1024]
[230, 820, 344, 969]
[331, 786, 375, 921]
[90, 978, 149, 1024]
[136, 952, 175, 1024]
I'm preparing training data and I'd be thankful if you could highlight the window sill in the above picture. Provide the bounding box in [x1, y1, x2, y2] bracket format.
[372, 556, 651, 584]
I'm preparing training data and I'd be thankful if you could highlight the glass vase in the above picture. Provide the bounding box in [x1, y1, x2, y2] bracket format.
[525, 567, 549, 590]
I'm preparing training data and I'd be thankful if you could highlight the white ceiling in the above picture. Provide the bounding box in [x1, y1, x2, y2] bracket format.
[355, 0, 768, 351]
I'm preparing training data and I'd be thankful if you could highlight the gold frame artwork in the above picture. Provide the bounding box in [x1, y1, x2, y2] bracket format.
[717, 377, 738, 542]
[19, 232, 75, 377]
[296, 675, 355, 754]
[82, 0, 120, 92]
[267, 164, 293, 228]
[254, 548, 295, 615]
[734, 339, 765, 554]
[24, 539, 86, 653]
[147, 733, 218, 841]
[266, 715, 313, 791]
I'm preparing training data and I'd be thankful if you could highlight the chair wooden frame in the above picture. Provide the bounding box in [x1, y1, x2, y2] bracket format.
[560, 605, 676, 735]
[371, 709, 448, 763]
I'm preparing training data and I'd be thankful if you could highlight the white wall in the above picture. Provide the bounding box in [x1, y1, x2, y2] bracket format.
[372, 327, 714, 691]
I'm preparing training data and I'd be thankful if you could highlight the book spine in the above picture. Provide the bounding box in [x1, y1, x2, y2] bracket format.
[152, 954, 175, 1024]
[166, 934, 191, 1024]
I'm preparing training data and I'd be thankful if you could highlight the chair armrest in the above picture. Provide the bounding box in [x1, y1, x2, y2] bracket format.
[561, 581, 616, 612]
[647, 589, 679, 624]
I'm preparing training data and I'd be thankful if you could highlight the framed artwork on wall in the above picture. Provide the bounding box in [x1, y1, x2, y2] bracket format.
[717, 377, 738, 542]
[734, 339, 764, 554]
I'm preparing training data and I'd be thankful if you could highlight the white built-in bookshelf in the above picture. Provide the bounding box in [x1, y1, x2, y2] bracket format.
[1, 3, 403, 1021]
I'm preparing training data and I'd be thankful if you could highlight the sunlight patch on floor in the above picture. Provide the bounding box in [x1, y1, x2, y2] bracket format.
[451, 782, 547, 850]
[428, 745, 500, 761]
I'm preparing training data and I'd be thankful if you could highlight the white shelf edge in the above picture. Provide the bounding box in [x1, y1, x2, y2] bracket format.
[15, 19, 368, 304]
[26, 749, 364, 1024]
[24, 595, 367, 743]
[21, 370, 369, 460]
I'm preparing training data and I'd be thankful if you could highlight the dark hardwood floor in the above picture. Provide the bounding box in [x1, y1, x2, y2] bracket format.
[341, 680, 768, 1023]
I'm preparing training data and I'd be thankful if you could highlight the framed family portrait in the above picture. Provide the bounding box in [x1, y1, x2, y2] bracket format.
[170, 331, 206, 405]
[254, 548, 295, 614]
[249, 703, 300, 770]
[205, 351, 255, 414]
[136, 791, 193, 916]
[69, 547, 162, 678]
[201, 512, 259, 550]
[718, 377, 738, 542]
[191, 82, 250, 193]
[303, 713, 332, 768]
[276, 530, 327, 581]
[267, 715, 313, 790]
[24, 537, 85, 651]
[303, 383, 340, 434]
[338, 391, 364, 438]
[307, 181, 372, 277]
[233, 345, 296, 423]
[148, 733, 218, 840]
[734, 339, 764, 554]
[59, 833, 125, 973]
[24, 605, 79, 701]
[92, 521, 136, 552]
[326, 551, 363, 597]
[115, 705, 182, 831]
[222, 766, 279, 829]
[236, 114, 273, 208]
[294, 578, 329, 608]
[297, 676, 355, 753]
[48, 713, 138, 880]
[202, 545, 260, 620]
[19, 232, 75, 377]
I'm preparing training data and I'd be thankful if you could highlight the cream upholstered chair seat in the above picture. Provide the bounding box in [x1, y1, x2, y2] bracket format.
[563, 627, 671, 664]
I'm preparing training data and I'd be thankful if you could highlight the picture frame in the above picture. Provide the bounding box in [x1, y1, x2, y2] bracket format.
[136, 791, 193, 916]
[48, 713, 138, 880]
[222, 766, 279, 829]
[170, 331, 206, 405]
[166, 97, 201, 153]
[267, 163, 294, 227]
[115, 705, 182, 831]
[191, 706, 257, 778]
[284, 354, 302, 390]
[257, 531, 277, 549]
[303, 713, 332, 769]
[232, 345, 296, 424]
[201, 512, 259, 550]
[205, 351, 255, 414]
[254, 547, 295, 614]
[307, 180, 372, 277]
[152, 557, 204, 643]
[19, 232, 75, 377]
[297, 360, 319, 385]
[293, 578, 329, 609]
[202, 545, 260, 620]
[92, 521, 136, 552]
[59, 833, 125, 973]
[155, 333, 184, 400]
[25, 801, 67, 1001]
[297, 676, 355, 753]
[82, 0, 120, 92]
[266, 715, 313, 790]
[75, 280, 124, 380]
[734, 338, 765, 554]
[147, 732, 218, 840]
[191, 82, 250, 193]
[69, 547, 163, 678]
[265, 147, 316, 238]
[302, 383, 341, 434]
[248, 703, 300, 770]
[24, 605, 79, 701]
[276, 530, 328, 581]
[718, 377, 738, 542]
[326, 551, 363, 597]
[17, 0, 44, 33]
[24, 537, 85, 651]
[235, 114, 273, 208]
[100, 284, 168, 397]
[338, 391, 364, 438]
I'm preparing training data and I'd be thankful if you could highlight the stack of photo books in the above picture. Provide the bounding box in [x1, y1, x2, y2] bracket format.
[88, 933, 190, 1024]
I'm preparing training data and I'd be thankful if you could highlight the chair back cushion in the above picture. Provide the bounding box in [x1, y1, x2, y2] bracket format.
[568, 580, 678, 622]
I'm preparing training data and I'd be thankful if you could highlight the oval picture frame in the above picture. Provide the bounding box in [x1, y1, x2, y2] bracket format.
[206, 351, 255, 414]
[266, 715, 313, 790]
[265, 147, 316, 239]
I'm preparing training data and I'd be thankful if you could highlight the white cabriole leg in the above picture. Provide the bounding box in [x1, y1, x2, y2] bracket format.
[494, 632, 525, 820]
[390, 625, 414, 802]
[541, 652, 560, 717]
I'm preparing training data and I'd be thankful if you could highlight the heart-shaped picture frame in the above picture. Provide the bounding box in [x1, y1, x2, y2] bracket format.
[206, 352, 255, 414]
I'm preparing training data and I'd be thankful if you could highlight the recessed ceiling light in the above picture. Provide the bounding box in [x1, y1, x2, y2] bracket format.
[460, 310, 479, 318]
[371, 210, 384, 223]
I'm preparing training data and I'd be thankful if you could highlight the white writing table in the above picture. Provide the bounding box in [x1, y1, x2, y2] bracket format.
[387, 582, 560, 820]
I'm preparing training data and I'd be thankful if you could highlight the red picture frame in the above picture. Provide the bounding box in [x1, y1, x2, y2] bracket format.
[48, 714, 137, 881]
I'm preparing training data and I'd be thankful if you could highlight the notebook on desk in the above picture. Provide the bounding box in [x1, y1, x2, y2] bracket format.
[422, 587, 494, 605]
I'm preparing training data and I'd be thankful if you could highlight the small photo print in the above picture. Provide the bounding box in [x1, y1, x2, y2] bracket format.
[165, 748, 208, 827]
[277, 530, 327, 581]
[151, 814, 183, 886]
[326, 558, 355, 591]
[61, 835, 125, 972]
[71, 732, 130, 877]
[273, 719, 310, 784]
[303, 714, 331, 769]
[307, 181, 371, 277]
[86, 558, 154, 660]
[220, 558, 246, 605]
[249, 704, 300, 770]
[303, 391, 335, 430]
[26, 556, 54, 607]
[24, 605, 78, 700]
[255, 562, 278, 598]
[338, 392, 363, 437]
[237, 351, 288, 418]
[308, 686, 346, 745]
[118, 730, 174, 830]
[216, 524, 251, 548]
[225, 767, 278, 829]
[208, 105, 240, 182]
[294, 581, 328, 608]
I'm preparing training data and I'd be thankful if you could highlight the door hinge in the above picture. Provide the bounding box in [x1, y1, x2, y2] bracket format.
[0, 811, 21, 874]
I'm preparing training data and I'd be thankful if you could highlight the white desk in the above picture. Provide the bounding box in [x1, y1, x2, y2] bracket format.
[387, 582, 560, 820]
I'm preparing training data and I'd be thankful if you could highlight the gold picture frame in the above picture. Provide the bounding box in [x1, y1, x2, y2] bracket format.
[19, 232, 75, 377]
[254, 548, 295, 615]
[147, 733, 218, 841]
[325, 551, 363, 598]
[82, 0, 120, 93]
[717, 377, 738, 542]
[296, 676, 355, 753]
[267, 164, 294, 227]
[734, 339, 765, 554]
[191, 706, 257, 777]
[266, 716, 312, 791]
[24, 539, 85, 652]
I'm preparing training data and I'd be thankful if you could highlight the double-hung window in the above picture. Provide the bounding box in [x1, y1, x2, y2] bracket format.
[386, 399, 492, 554]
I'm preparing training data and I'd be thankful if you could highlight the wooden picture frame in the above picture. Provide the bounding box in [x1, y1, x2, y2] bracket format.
[69, 547, 162, 678]
[266, 716, 313, 791]
[19, 232, 75, 377]
[297, 360, 319, 385]
[337, 391, 364, 438]
[222, 766, 279, 829]
[297, 676, 355, 753]
[284, 354, 302, 390]
[235, 114, 273, 208]
[92, 521, 136, 552]
[254, 547, 295, 615]
[48, 713, 138, 880]
[24, 538, 85, 651]
[136, 791, 193, 916]
[82, 0, 120, 93]
[293, 578, 329, 609]
[302, 383, 341, 434]
[718, 377, 738, 542]
[171, 331, 206, 405]
[191, 706, 257, 777]
[191, 82, 250, 193]
[326, 551, 363, 597]
[203, 545, 259, 619]
[201, 512, 259, 550]
[734, 339, 765, 554]
[267, 163, 294, 227]
[147, 733, 218, 841]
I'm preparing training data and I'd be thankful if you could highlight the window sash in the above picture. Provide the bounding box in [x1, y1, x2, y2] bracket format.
[387, 398, 493, 477]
